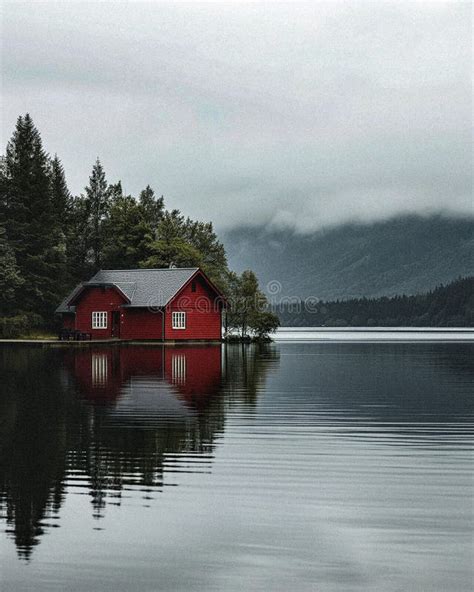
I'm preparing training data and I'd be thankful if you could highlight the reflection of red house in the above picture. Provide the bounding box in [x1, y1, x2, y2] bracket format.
[65, 345, 222, 410]
[56, 268, 226, 341]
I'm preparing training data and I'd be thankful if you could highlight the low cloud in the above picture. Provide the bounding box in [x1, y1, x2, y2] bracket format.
[1, 2, 471, 232]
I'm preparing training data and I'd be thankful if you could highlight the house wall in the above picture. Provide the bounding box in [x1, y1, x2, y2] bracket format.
[165, 274, 223, 341]
[74, 287, 126, 339]
[62, 314, 75, 330]
[120, 308, 163, 340]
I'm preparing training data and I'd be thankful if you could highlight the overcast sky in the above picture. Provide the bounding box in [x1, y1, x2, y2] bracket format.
[1, 1, 472, 232]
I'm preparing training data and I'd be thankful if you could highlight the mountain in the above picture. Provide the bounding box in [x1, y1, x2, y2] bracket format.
[276, 276, 474, 327]
[222, 215, 474, 300]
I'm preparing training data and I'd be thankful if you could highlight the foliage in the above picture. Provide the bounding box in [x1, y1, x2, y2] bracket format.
[226, 270, 280, 338]
[141, 210, 202, 269]
[141, 210, 229, 289]
[0, 313, 43, 338]
[0, 114, 66, 317]
[0, 226, 24, 315]
[83, 158, 110, 270]
[102, 188, 154, 269]
[138, 185, 164, 230]
[0, 114, 276, 339]
[49, 154, 71, 220]
[250, 311, 281, 339]
[276, 276, 474, 327]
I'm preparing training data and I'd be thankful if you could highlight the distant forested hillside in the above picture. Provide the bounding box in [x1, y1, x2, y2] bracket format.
[224, 216, 474, 300]
[275, 276, 474, 327]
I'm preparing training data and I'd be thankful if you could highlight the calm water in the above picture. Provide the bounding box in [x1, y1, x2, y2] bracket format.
[0, 340, 473, 591]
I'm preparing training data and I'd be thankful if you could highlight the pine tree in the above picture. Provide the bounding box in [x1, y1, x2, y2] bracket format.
[183, 219, 228, 288]
[141, 210, 202, 269]
[66, 195, 90, 281]
[48, 154, 71, 283]
[1, 114, 65, 317]
[49, 155, 71, 220]
[83, 158, 110, 270]
[102, 192, 154, 269]
[0, 226, 23, 315]
[139, 185, 164, 231]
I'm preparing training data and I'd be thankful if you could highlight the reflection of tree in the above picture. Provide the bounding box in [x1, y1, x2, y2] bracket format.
[0, 343, 280, 558]
[73, 405, 226, 520]
[223, 343, 280, 406]
[0, 347, 72, 559]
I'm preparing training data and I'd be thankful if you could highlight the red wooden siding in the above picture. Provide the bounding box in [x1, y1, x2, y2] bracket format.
[165, 274, 223, 341]
[120, 308, 163, 340]
[74, 286, 126, 339]
[62, 314, 75, 330]
[62, 270, 224, 341]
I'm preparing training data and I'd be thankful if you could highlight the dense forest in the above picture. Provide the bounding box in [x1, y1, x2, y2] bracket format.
[1, 114, 471, 336]
[276, 276, 474, 327]
[0, 114, 278, 338]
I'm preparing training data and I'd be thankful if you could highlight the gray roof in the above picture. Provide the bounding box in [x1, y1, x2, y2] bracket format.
[56, 268, 199, 313]
[55, 283, 82, 314]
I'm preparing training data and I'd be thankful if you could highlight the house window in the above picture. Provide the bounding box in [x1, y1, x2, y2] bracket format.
[92, 311, 107, 329]
[172, 311, 186, 329]
[191, 280, 196, 292]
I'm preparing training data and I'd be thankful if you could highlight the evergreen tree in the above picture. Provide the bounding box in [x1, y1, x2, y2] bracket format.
[183, 219, 228, 289]
[48, 154, 71, 284]
[141, 210, 202, 269]
[83, 158, 109, 271]
[66, 195, 90, 282]
[277, 276, 474, 327]
[138, 185, 164, 231]
[0, 226, 23, 315]
[140, 209, 228, 288]
[49, 155, 71, 221]
[102, 192, 154, 269]
[1, 114, 65, 317]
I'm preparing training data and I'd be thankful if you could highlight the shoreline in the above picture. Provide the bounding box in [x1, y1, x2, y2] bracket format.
[274, 327, 474, 342]
[1, 327, 473, 346]
[0, 339, 223, 347]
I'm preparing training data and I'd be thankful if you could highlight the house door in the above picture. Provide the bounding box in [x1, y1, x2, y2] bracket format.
[112, 311, 121, 338]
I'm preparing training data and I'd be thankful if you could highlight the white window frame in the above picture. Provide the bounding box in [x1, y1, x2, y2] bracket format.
[92, 311, 108, 329]
[172, 311, 186, 329]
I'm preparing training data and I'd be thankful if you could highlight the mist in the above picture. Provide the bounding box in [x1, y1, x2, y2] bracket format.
[1, 1, 471, 232]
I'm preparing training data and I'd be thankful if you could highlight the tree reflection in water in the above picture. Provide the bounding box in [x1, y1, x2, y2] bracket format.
[0, 344, 279, 559]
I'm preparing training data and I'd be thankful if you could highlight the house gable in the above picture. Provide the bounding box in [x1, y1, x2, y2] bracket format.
[166, 269, 226, 310]
[74, 286, 127, 339]
[164, 271, 223, 340]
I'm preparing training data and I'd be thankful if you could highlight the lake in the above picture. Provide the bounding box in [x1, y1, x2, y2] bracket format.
[1, 337, 473, 591]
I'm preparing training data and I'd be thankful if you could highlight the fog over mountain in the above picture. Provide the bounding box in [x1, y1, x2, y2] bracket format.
[2, 2, 471, 232]
[224, 215, 474, 300]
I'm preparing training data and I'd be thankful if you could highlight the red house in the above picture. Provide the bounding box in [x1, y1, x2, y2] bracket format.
[56, 267, 226, 341]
